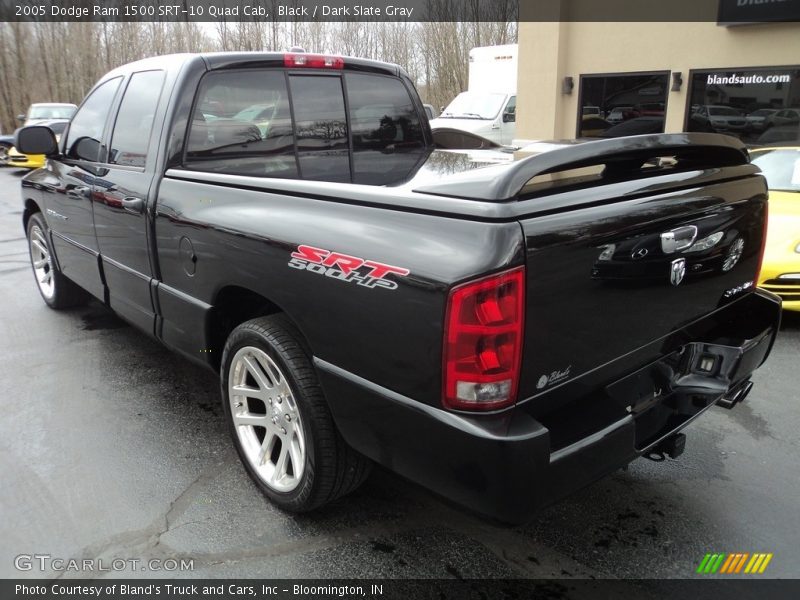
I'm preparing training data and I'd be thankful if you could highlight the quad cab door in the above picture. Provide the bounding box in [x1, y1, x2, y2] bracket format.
[91, 69, 168, 334]
[43, 77, 123, 300]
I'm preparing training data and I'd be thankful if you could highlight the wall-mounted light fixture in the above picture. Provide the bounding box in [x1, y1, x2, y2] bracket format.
[562, 76, 574, 95]
[671, 72, 683, 92]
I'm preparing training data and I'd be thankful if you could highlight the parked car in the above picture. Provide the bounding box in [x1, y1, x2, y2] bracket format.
[691, 105, 747, 133]
[230, 103, 277, 137]
[606, 106, 638, 124]
[5, 120, 68, 169]
[764, 108, 800, 129]
[750, 146, 800, 311]
[17, 102, 76, 126]
[746, 108, 778, 132]
[16, 52, 781, 523]
[635, 102, 665, 117]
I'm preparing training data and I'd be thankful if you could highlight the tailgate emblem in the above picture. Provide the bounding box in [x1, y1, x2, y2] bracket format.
[670, 258, 686, 286]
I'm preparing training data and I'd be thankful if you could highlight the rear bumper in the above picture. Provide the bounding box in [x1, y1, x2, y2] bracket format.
[317, 289, 782, 523]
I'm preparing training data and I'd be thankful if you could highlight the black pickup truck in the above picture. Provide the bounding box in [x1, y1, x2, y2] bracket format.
[16, 52, 781, 523]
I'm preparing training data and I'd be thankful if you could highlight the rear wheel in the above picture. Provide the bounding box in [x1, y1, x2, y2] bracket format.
[26, 212, 89, 308]
[221, 315, 371, 512]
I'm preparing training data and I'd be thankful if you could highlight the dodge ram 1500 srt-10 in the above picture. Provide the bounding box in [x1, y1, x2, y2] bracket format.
[16, 52, 782, 523]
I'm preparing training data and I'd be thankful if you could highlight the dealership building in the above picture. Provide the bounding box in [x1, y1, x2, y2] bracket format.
[514, 6, 800, 145]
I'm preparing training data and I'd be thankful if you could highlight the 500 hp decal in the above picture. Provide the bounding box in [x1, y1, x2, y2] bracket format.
[288, 245, 410, 291]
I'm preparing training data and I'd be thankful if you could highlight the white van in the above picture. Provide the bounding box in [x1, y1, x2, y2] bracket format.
[429, 44, 518, 146]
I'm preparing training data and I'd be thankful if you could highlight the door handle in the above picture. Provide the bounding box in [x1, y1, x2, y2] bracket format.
[121, 196, 145, 214]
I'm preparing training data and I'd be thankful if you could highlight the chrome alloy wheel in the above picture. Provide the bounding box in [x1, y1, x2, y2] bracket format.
[722, 237, 745, 272]
[228, 346, 306, 492]
[29, 225, 55, 300]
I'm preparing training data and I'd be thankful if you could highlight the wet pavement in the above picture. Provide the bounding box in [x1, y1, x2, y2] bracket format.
[0, 168, 798, 585]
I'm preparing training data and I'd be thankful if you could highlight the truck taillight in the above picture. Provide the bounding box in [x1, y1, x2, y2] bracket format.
[284, 53, 344, 69]
[443, 266, 525, 411]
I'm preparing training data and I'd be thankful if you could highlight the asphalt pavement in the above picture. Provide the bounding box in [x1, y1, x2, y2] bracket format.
[0, 167, 798, 587]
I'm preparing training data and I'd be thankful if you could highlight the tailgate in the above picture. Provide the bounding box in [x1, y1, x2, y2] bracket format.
[513, 136, 768, 411]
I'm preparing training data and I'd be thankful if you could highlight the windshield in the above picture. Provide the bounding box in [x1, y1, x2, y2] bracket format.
[28, 105, 75, 120]
[709, 107, 740, 117]
[441, 92, 507, 120]
[751, 149, 800, 192]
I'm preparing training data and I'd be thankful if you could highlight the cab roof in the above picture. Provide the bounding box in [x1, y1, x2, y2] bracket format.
[101, 52, 401, 80]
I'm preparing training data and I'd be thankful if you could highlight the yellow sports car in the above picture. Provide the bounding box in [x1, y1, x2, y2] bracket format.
[5, 119, 69, 169]
[6, 146, 46, 169]
[750, 146, 800, 311]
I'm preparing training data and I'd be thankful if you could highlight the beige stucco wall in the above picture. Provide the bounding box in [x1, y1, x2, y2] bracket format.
[516, 20, 800, 142]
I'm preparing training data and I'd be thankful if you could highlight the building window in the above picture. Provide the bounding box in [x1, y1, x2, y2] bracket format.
[686, 67, 800, 145]
[577, 72, 669, 138]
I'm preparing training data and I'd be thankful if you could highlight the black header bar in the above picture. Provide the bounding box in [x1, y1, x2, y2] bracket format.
[2, 0, 800, 23]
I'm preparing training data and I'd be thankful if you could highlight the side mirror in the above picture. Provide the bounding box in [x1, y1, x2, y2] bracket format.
[15, 126, 59, 156]
[503, 112, 516, 123]
[73, 137, 103, 162]
[16, 114, 26, 123]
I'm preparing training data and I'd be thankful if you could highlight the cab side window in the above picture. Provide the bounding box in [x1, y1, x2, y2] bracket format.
[185, 70, 298, 178]
[109, 70, 166, 168]
[64, 77, 122, 162]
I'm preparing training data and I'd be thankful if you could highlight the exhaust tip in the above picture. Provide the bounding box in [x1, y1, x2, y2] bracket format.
[718, 379, 754, 409]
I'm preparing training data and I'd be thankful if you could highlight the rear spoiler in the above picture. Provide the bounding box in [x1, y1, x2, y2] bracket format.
[414, 133, 752, 202]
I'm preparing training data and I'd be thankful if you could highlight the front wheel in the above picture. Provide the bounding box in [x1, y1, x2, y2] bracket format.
[221, 315, 371, 512]
[26, 212, 89, 308]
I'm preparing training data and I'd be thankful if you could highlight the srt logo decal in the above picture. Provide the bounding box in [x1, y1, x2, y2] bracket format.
[288, 245, 410, 291]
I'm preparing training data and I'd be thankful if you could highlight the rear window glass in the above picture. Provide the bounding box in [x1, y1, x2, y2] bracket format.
[345, 73, 425, 185]
[289, 75, 350, 182]
[185, 70, 298, 178]
[182, 68, 429, 184]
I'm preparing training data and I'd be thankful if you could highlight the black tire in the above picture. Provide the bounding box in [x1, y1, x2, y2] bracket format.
[221, 314, 371, 512]
[26, 212, 90, 309]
